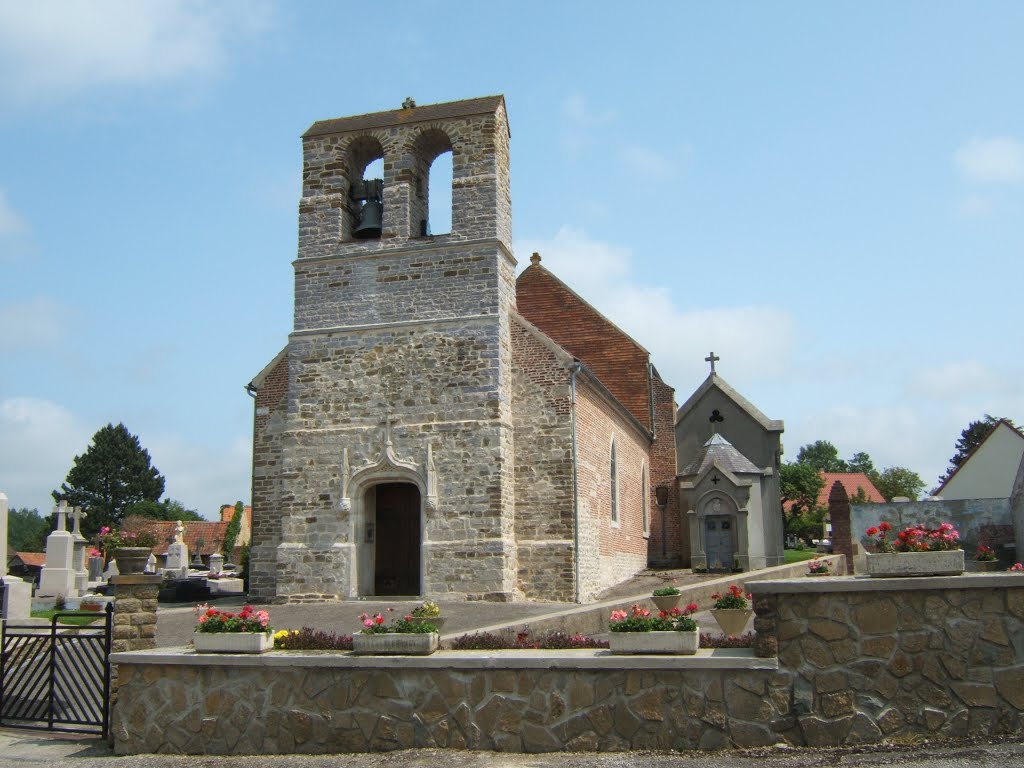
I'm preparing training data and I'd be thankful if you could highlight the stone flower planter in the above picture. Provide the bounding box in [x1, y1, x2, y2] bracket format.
[650, 595, 682, 613]
[609, 630, 699, 655]
[711, 608, 753, 637]
[352, 632, 439, 656]
[970, 560, 1000, 573]
[111, 547, 152, 575]
[193, 632, 273, 654]
[866, 550, 965, 577]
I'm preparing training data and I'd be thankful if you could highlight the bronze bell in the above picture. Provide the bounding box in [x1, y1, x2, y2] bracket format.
[353, 199, 383, 239]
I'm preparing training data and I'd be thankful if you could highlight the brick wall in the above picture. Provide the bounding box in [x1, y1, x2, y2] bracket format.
[648, 374, 683, 566]
[574, 376, 650, 599]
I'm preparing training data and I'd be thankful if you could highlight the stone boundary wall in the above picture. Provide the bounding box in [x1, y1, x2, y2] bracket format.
[111, 571, 1023, 755]
[750, 574, 1024, 744]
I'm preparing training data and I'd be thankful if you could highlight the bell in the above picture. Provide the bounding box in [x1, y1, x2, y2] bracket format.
[353, 199, 382, 239]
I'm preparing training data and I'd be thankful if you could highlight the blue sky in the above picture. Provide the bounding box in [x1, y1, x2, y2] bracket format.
[2, 1, 1022, 518]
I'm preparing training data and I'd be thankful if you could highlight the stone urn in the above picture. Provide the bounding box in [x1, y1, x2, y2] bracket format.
[111, 547, 151, 575]
[609, 629, 699, 655]
[711, 608, 753, 637]
[650, 594, 682, 613]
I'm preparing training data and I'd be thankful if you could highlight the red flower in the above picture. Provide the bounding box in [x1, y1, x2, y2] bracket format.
[879, 521, 892, 532]
[374, 615, 384, 625]
[866, 527, 878, 536]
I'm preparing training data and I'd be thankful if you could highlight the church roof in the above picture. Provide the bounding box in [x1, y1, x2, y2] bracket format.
[516, 257, 658, 431]
[675, 372, 783, 433]
[303, 95, 508, 138]
[679, 433, 762, 476]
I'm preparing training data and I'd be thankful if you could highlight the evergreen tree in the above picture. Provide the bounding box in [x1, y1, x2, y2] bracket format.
[939, 415, 1014, 485]
[52, 423, 165, 536]
[222, 500, 245, 558]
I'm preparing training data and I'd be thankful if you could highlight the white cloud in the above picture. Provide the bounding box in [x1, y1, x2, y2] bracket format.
[954, 136, 1024, 184]
[560, 93, 615, 157]
[0, 0, 271, 103]
[0, 296, 72, 350]
[0, 188, 26, 236]
[622, 145, 676, 179]
[0, 397, 91, 513]
[146, 432, 252, 518]
[515, 227, 796, 389]
[908, 361, 1017, 401]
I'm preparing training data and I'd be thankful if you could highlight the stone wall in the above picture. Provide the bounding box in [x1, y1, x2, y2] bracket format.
[750, 574, 1024, 745]
[110, 652, 784, 755]
[112, 572, 1024, 755]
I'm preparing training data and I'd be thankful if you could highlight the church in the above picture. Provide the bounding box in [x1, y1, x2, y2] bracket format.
[246, 96, 784, 603]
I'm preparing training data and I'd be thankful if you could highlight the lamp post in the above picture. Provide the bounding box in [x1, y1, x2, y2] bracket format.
[656, 485, 669, 559]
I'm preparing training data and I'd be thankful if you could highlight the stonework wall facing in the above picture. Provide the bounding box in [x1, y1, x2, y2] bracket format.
[648, 375, 682, 567]
[510, 315, 575, 601]
[111, 659, 785, 755]
[751, 576, 1024, 746]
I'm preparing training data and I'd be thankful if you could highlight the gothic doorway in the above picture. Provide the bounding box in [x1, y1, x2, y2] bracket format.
[373, 482, 421, 596]
[705, 516, 735, 572]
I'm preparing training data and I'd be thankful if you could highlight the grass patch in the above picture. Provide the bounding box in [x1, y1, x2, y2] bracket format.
[30, 610, 102, 626]
[784, 549, 819, 564]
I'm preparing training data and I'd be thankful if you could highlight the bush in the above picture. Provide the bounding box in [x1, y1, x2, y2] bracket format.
[447, 629, 608, 650]
[274, 627, 353, 650]
[700, 632, 753, 648]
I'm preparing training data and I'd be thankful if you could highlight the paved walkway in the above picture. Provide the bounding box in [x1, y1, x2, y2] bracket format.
[155, 568, 732, 647]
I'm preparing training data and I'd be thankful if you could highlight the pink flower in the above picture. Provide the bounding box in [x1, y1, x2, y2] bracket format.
[363, 618, 373, 628]
[610, 610, 627, 621]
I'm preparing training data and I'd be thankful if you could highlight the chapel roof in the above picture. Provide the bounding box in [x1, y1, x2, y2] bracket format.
[679, 433, 762, 477]
[303, 95, 508, 138]
[675, 372, 783, 432]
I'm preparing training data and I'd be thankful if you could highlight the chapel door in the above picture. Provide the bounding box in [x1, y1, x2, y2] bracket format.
[374, 483, 421, 595]
[705, 517, 735, 571]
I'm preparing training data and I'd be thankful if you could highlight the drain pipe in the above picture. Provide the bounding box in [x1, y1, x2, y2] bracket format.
[570, 362, 582, 604]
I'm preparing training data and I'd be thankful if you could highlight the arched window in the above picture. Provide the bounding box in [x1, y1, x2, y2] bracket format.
[641, 463, 650, 536]
[346, 137, 384, 241]
[610, 437, 619, 525]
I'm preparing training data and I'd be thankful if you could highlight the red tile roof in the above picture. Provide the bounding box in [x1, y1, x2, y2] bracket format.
[124, 519, 230, 556]
[784, 471, 886, 513]
[516, 260, 652, 431]
[13, 552, 46, 567]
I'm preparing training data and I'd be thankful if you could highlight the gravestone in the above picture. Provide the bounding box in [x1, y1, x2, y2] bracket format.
[71, 506, 90, 594]
[0, 492, 31, 619]
[209, 553, 224, 575]
[164, 520, 189, 577]
[37, 501, 79, 598]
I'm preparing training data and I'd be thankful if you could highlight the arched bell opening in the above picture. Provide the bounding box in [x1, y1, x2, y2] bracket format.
[347, 136, 384, 240]
[409, 128, 453, 237]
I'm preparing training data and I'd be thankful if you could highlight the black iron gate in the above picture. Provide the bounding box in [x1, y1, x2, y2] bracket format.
[0, 604, 113, 736]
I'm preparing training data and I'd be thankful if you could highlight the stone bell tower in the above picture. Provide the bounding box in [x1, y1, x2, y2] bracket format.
[250, 96, 518, 602]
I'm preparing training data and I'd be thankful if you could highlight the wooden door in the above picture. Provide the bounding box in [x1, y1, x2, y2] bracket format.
[374, 483, 421, 595]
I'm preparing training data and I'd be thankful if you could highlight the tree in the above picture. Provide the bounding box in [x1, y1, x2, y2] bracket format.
[8, 507, 50, 552]
[52, 423, 166, 537]
[125, 498, 204, 522]
[780, 463, 825, 518]
[795, 441, 847, 473]
[846, 451, 876, 477]
[222, 500, 245, 558]
[875, 466, 926, 502]
[939, 415, 1014, 485]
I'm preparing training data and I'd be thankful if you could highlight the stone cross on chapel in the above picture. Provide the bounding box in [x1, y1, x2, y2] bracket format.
[705, 351, 720, 374]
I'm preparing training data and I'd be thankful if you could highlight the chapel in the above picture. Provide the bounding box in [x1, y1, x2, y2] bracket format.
[246, 95, 783, 603]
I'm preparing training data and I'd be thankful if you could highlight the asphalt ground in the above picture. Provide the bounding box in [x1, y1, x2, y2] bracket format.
[154, 568, 720, 647]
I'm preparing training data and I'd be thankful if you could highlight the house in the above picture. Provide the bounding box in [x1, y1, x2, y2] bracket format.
[246, 96, 784, 603]
[124, 519, 231, 566]
[8, 551, 45, 584]
[935, 420, 1024, 500]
